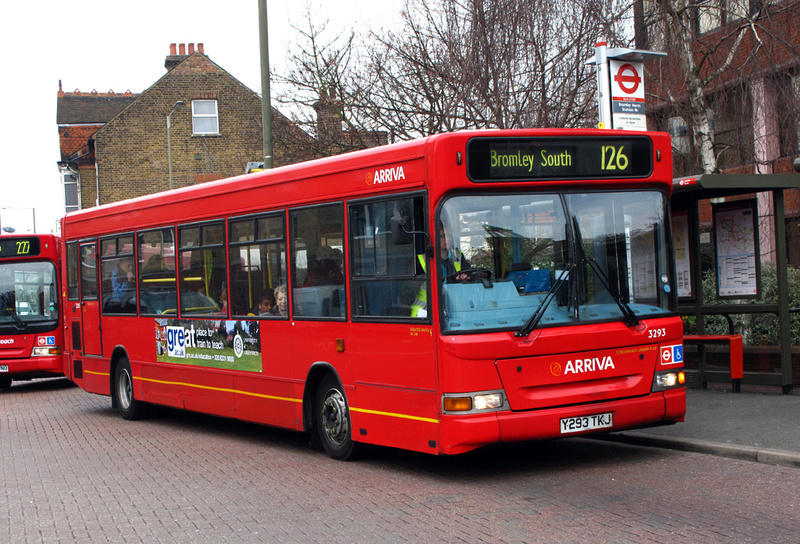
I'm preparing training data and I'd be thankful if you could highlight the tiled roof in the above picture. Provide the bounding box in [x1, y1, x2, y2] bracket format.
[57, 91, 139, 125]
[58, 125, 100, 159]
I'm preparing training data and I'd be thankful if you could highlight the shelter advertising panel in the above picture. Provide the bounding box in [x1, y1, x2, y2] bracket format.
[671, 211, 692, 299]
[713, 200, 759, 298]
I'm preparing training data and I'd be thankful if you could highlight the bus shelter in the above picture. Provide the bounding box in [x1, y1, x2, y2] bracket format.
[671, 173, 800, 394]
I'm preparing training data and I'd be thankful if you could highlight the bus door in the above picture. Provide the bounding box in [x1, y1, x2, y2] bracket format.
[68, 241, 103, 359]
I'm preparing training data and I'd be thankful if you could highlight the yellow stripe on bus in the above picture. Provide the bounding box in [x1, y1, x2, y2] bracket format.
[85, 370, 110, 377]
[97, 374, 436, 424]
[350, 407, 439, 424]
[133, 376, 302, 404]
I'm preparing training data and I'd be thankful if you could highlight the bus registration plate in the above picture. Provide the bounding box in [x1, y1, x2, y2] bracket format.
[0, 365, 8, 372]
[560, 413, 613, 434]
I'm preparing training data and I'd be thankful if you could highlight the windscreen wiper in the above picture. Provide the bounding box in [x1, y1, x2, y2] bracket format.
[584, 258, 640, 327]
[515, 264, 573, 337]
[8, 308, 28, 330]
[0, 293, 27, 330]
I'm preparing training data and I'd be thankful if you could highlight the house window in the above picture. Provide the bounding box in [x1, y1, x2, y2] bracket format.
[192, 100, 219, 135]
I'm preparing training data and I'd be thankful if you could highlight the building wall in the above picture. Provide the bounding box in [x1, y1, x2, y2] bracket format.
[91, 52, 314, 207]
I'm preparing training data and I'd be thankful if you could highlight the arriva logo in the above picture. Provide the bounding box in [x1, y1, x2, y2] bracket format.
[551, 356, 615, 376]
[366, 166, 405, 186]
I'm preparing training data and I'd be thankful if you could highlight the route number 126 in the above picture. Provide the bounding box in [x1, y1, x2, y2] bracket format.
[601, 146, 630, 171]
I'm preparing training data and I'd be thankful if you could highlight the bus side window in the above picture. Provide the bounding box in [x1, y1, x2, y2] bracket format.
[348, 194, 427, 320]
[138, 228, 178, 315]
[100, 234, 137, 314]
[290, 204, 345, 319]
[228, 213, 287, 318]
[178, 222, 226, 316]
[66, 242, 80, 301]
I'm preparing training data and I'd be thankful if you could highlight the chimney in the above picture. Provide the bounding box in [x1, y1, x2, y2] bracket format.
[198, 43, 204, 55]
[314, 88, 345, 144]
[165, 43, 190, 72]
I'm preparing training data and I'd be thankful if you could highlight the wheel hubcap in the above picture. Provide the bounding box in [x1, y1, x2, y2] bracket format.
[321, 388, 348, 446]
[118, 370, 132, 410]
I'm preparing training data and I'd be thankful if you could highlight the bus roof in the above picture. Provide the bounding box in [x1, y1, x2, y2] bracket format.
[63, 129, 672, 236]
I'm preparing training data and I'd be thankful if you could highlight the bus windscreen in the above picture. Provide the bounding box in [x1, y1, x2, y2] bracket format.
[466, 136, 653, 181]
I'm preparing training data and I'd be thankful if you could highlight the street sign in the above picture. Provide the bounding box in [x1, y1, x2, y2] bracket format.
[610, 60, 647, 131]
[589, 42, 666, 131]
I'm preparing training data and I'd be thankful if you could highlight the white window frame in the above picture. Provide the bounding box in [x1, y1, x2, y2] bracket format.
[192, 100, 219, 135]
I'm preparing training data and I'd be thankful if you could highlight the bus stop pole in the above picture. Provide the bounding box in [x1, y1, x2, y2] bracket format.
[594, 42, 612, 130]
[258, 0, 274, 169]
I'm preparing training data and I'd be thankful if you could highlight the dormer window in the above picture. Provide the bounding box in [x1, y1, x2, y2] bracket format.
[192, 100, 219, 135]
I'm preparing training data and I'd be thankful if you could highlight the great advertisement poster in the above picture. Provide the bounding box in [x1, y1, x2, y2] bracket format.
[155, 318, 262, 372]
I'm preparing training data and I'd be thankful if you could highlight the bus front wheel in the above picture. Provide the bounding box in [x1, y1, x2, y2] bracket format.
[0, 376, 11, 389]
[114, 357, 149, 420]
[315, 374, 359, 460]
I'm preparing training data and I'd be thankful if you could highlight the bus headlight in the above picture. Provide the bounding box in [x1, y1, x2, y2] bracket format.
[443, 390, 507, 414]
[31, 346, 62, 357]
[653, 370, 685, 391]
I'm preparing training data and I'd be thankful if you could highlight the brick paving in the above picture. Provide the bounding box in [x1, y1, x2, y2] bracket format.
[3, 378, 799, 543]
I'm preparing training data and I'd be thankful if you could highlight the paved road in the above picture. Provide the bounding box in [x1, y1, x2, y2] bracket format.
[2, 378, 799, 543]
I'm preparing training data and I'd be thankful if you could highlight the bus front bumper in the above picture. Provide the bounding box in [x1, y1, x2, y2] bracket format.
[1, 355, 64, 379]
[437, 388, 686, 455]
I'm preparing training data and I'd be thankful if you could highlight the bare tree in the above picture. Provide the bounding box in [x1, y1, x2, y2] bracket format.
[273, 7, 387, 157]
[277, 0, 638, 146]
[355, 0, 632, 138]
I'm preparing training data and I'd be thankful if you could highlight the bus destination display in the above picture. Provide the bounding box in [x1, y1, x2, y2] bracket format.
[0, 237, 41, 258]
[466, 136, 653, 181]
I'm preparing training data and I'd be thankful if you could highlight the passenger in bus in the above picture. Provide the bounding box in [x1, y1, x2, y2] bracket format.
[142, 254, 164, 275]
[272, 284, 288, 316]
[111, 258, 135, 300]
[218, 291, 228, 315]
[258, 291, 276, 315]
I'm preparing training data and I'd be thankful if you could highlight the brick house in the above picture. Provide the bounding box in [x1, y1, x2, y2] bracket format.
[57, 43, 316, 209]
[639, 1, 800, 265]
[642, 1, 800, 178]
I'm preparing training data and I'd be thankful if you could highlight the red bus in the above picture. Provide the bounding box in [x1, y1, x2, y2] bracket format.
[0, 234, 63, 389]
[61, 129, 685, 459]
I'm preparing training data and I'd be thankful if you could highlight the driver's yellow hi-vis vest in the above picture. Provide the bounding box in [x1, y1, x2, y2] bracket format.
[411, 254, 428, 317]
[409, 253, 461, 317]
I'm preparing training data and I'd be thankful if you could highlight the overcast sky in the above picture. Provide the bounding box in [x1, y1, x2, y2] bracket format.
[1, 0, 401, 234]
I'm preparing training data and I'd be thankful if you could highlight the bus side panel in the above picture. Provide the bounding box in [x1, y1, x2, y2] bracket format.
[233, 319, 298, 429]
[233, 374, 301, 431]
[347, 323, 439, 453]
[136, 360, 189, 409]
[350, 387, 440, 454]
[81, 356, 111, 395]
[179, 367, 235, 418]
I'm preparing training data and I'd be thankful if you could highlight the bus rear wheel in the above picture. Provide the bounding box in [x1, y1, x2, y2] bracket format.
[315, 374, 359, 460]
[114, 357, 149, 420]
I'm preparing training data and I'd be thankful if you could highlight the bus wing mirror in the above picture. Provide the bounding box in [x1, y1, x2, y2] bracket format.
[390, 215, 414, 245]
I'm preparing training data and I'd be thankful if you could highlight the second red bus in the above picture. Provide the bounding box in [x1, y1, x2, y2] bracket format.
[0, 234, 63, 389]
